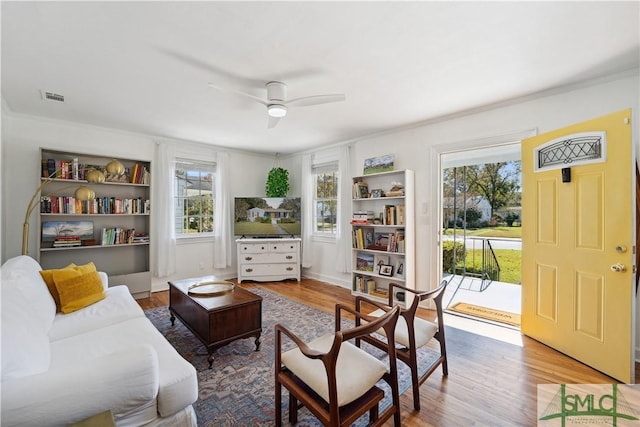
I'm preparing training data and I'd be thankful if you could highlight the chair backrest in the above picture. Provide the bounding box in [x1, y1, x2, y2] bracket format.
[399, 279, 448, 333]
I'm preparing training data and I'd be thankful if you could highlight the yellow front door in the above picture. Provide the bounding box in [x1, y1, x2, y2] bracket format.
[521, 109, 636, 383]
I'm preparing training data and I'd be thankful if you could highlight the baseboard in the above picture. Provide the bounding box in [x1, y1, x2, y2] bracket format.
[301, 271, 351, 290]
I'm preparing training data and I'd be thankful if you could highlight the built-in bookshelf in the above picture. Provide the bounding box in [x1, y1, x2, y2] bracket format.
[37, 149, 152, 299]
[351, 169, 415, 303]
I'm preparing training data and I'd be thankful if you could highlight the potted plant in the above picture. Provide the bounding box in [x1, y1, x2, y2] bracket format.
[265, 167, 290, 197]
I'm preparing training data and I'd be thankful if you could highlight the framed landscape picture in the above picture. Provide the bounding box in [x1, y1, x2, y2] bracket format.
[42, 221, 93, 241]
[363, 154, 394, 175]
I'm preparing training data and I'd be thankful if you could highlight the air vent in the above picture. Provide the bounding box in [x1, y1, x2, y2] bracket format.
[40, 90, 65, 103]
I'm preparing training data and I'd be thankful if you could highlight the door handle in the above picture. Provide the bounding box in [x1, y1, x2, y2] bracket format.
[610, 263, 627, 273]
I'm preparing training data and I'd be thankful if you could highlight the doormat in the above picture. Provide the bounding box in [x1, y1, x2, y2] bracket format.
[448, 302, 521, 327]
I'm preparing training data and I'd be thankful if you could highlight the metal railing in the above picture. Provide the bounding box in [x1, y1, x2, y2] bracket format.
[458, 237, 501, 291]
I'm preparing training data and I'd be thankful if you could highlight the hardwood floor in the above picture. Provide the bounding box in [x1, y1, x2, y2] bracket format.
[138, 278, 639, 426]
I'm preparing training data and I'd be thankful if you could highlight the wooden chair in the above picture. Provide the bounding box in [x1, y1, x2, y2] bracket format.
[274, 303, 401, 427]
[355, 280, 449, 411]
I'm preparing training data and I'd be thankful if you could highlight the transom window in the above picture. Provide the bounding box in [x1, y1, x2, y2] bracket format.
[175, 160, 216, 236]
[313, 162, 339, 235]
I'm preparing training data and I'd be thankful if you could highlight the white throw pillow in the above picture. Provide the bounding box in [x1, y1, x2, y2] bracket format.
[1, 279, 51, 380]
[1, 256, 56, 330]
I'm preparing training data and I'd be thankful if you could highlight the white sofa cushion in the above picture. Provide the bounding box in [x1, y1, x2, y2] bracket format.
[49, 285, 145, 341]
[1, 345, 159, 427]
[50, 317, 198, 417]
[281, 333, 388, 406]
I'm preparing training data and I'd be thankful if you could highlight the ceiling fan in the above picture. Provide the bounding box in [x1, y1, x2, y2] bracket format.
[208, 81, 346, 128]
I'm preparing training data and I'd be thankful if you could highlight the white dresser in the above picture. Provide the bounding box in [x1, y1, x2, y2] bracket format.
[236, 238, 301, 283]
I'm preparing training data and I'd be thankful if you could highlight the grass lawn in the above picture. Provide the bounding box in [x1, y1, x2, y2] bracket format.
[443, 226, 522, 239]
[457, 249, 521, 284]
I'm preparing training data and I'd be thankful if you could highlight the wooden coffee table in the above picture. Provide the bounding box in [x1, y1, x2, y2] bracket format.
[168, 276, 262, 368]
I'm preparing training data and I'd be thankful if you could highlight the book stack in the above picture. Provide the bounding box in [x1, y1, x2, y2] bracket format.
[369, 287, 389, 299]
[350, 211, 374, 225]
[42, 158, 85, 180]
[101, 227, 136, 245]
[53, 235, 82, 248]
[130, 163, 150, 185]
[132, 233, 150, 244]
[354, 275, 376, 293]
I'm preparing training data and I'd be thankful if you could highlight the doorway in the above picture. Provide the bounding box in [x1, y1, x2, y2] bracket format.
[440, 143, 523, 328]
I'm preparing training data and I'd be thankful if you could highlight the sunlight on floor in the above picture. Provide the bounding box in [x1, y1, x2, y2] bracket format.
[444, 313, 524, 347]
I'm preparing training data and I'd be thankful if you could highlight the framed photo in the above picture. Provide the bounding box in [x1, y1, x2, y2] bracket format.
[363, 154, 394, 175]
[394, 261, 405, 278]
[374, 254, 390, 273]
[379, 264, 394, 277]
[370, 189, 384, 198]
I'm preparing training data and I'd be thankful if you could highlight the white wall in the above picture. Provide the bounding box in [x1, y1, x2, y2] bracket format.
[297, 71, 640, 359]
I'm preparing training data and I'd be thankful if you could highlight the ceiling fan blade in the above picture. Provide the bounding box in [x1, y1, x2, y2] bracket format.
[286, 93, 346, 107]
[267, 115, 281, 129]
[208, 83, 268, 105]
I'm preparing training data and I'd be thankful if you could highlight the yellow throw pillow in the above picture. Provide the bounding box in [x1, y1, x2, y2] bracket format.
[42, 262, 105, 314]
[40, 263, 78, 312]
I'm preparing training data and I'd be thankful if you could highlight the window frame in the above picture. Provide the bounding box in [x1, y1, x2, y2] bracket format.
[312, 162, 339, 238]
[174, 159, 216, 239]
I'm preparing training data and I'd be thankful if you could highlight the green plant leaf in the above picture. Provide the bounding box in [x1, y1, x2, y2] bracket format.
[265, 167, 290, 197]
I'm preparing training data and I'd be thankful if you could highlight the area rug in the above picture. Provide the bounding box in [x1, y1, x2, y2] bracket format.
[447, 301, 521, 327]
[145, 287, 441, 426]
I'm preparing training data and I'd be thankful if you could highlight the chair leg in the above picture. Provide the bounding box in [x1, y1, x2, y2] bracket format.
[289, 392, 298, 424]
[275, 380, 282, 427]
[369, 402, 379, 423]
[410, 354, 421, 411]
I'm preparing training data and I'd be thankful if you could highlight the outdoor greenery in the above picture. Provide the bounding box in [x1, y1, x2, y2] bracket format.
[456, 249, 522, 284]
[442, 240, 465, 273]
[443, 226, 522, 238]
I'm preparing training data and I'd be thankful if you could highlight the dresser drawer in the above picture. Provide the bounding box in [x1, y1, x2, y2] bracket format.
[239, 243, 270, 254]
[240, 263, 299, 277]
[239, 252, 296, 264]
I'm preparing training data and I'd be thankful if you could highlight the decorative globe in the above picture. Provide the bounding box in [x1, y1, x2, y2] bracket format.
[86, 169, 105, 183]
[74, 186, 95, 201]
[106, 159, 125, 176]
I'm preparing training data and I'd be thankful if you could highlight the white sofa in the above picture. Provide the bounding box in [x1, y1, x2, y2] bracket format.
[1, 255, 199, 427]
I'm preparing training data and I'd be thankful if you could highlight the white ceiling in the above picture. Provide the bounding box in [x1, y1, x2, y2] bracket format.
[2, 1, 639, 155]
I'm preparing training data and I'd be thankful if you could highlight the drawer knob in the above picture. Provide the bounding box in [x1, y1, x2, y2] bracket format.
[286, 267, 293, 271]
[261, 246, 265, 250]
[245, 256, 252, 261]
[286, 255, 293, 259]
[245, 268, 253, 272]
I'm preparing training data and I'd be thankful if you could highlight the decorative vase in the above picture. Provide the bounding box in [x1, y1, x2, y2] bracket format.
[86, 169, 105, 183]
[74, 186, 95, 201]
[106, 159, 125, 176]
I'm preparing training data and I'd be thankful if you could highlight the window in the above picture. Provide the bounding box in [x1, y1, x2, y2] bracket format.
[313, 162, 339, 235]
[175, 160, 216, 236]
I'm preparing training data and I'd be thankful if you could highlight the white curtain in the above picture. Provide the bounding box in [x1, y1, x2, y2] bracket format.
[152, 142, 176, 277]
[335, 144, 352, 273]
[213, 151, 231, 268]
[301, 153, 313, 268]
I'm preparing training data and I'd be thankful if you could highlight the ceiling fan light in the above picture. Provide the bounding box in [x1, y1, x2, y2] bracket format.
[268, 104, 287, 118]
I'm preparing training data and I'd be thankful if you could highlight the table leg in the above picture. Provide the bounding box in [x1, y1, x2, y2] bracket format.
[170, 312, 175, 326]
[254, 334, 261, 352]
[207, 352, 214, 369]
